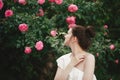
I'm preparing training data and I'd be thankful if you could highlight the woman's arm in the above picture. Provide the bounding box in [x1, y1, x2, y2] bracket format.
[54, 63, 74, 80]
[82, 54, 95, 80]
[54, 56, 84, 80]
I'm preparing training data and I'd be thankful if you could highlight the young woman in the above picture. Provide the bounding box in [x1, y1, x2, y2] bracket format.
[54, 25, 97, 80]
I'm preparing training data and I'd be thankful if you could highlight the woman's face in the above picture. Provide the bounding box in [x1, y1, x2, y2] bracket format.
[64, 28, 73, 46]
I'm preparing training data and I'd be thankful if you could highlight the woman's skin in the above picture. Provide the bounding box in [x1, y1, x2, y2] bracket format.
[54, 28, 95, 80]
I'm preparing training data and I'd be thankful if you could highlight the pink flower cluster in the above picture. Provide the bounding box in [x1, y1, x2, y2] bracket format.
[17, 0, 63, 5]
[66, 4, 78, 28]
[18, 23, 44, 54]
[5, 9, 13, 17]
[18, 23, 28, 32]
[66, 16, 76, 24]
[1, 1, 14, 18]
[18, 0, 27, 5]
[48, 0, 63, 5]
[36, 0, 63, 39]
[66, 16, 76, 28]
[68, 4, 78, 13]
[96, 44, 115, 56]
[24, 41, 44, 54]
[0, 0, 4, 10]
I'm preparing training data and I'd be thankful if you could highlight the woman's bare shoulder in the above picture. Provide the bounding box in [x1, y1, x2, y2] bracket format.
[85, 53, 95, 61]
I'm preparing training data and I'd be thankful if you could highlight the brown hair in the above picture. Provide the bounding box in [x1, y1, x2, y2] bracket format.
[72, 25, 95, 50]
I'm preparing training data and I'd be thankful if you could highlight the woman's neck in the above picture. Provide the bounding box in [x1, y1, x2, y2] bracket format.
[70, 44, 86, 56]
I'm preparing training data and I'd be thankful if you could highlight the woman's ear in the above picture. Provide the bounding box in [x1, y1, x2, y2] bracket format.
[72, 36, 78, 42]
[74, 37, 78, 42]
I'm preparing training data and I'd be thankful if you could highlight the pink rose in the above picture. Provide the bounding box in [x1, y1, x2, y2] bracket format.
[35, 41, 44, 51]
[18, 23, 28, 32]
[50, 30, 57, 37]
[68, 4, 78, 12]
[39, 8, 44, 16]
[24, 47, 32, 54]
[18, 0, 27, 5]
[109, 44, 115, 50]
[115, 59, 119, 64]
[5, 9, 13, 17]
[66, 16, 76, 24]
[37, 0, 45, 5]
[104, 25, 108, 29]
[55, 0, 63, 5]
[49, 0, 55, 3]
[68, 24, 76, 28]
[0, 0, 4, 10]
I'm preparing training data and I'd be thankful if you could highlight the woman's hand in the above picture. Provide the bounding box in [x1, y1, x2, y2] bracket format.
[70, 55, 85, 67]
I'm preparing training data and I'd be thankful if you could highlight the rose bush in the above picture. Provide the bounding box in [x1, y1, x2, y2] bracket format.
[0, 0, 120, 80]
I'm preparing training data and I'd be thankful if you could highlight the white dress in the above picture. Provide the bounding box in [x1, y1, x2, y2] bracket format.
[56, 53, 97, 80]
